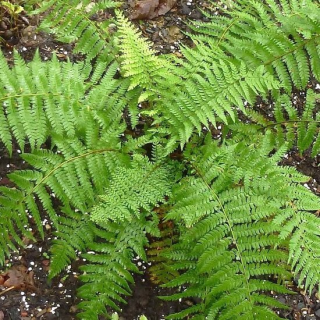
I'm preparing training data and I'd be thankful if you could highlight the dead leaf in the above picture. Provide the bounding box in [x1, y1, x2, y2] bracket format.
[69, 305, 78, 313]
[0, 310, 4, 320]
[56, 53, 67, 60]
[130, 0, 177, 20]
[167, 25, 183, 43]
[0, 177, 14, 186]
[0, 265, 36, 291]
[3, 265, 27, 288]
[130, 0, 159, 19]
[158, 0, 176, 15]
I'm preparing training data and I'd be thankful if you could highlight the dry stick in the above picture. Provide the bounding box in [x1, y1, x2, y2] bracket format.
[0, 286, 15, 296]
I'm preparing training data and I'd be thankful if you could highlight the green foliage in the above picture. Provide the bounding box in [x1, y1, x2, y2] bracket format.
[91, 155, 173, 224]
[161, 136, 319, 319]
[29, 0, 119, 61]
[0, 47, 136, 279]
[112, 312, 147, 320]
[0, 0, 319, 319]
[190, 0, 320, 91]
[152, 0, 320, 146]
[0, 50, 133, 153]
[78, 215, 158, 319]
[116, 10, 280, 146]
[49, 209, 96, 278]
[229, 90, 320, 156]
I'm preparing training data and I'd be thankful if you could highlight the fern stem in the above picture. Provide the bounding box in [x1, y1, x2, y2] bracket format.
[0, 92, 82, 107]
[217, 18, 240, 47]
[264, 34, 320, 66]
[259, 119, 320, 131]
[0, 92, 62, 101]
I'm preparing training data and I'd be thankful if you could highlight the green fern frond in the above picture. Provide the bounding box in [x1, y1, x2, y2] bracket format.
[0, 147, 119, 246]
[162, 136, 319, 319]
[230, 90, 320, 157]
[77, 215, 158, 319]
[274, 208, 320, 293]
[91, 155, 173, 224]
[271, 90, 320, 156]
[49, 207, 96, 278]
[0, 141, 128, 263]
[0, 50, 136, 153]
[116, 11, 177, 101]
[115, 13, 280, 146]
[0, 186, 34, 264]
[0, 51, 85, 151]
[190, 0, 320, 91]
[164, 61, 278, 145]
[28, 0, 119, 61]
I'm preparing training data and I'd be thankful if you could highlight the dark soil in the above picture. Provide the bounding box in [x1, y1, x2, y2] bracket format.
[0, 1, 320, 319]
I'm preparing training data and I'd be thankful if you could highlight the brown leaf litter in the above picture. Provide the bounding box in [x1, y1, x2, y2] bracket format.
[129, 0, 177, 20]
[0, 265, 37, 294]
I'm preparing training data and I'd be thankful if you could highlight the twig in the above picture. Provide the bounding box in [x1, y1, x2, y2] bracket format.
[0, 286, 15, 296]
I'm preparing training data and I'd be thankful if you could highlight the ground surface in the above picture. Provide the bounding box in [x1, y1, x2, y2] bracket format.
[0, 1, 320, 319]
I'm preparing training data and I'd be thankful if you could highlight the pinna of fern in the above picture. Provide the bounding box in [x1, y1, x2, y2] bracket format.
[90, 154, 174, 224]
[228, 89, 320, 157]
[189, 0, 320, 92]
[27, 0, 120, 61]
[0, 50, 85, 153]
[0, 48, 141, 155]
[77, 214, 159, 319]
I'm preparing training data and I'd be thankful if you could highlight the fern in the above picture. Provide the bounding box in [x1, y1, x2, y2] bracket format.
[0, 0, 319, 319]
[275, 209, 320, 294]
[91, 155, 174, 224]
[0, 48, 139, 153]
[0, 48, 135, 269]
[162, 136, 319, 319]
[191, 0, 320, 91]
[78, 215, 158, 319]
[116, 14, 280, 146]
[0, 50, 85, 152]
[49, 207, 96, 278]
[229, 89, 320, 157]
[0, 186, 34, 264]
[75, 155, 176, 318]
[151, 0, 320, 145]
[28, 0, 119, 61]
